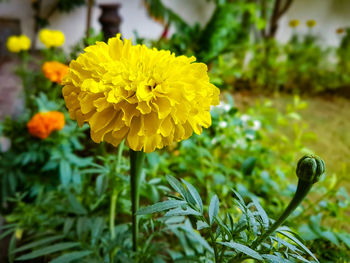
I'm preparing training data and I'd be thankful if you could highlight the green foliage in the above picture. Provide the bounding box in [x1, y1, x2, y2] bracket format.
[137, 175, 318, 262]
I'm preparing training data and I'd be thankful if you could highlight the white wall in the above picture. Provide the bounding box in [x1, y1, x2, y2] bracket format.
[0, 0, 350, 50]
[276, 0, 350, 46]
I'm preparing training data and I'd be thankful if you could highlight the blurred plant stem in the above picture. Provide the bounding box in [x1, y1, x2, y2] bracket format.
[251, 180, 313, 249]
[109, 140, 124, 240]
[130, 149, 145, 252]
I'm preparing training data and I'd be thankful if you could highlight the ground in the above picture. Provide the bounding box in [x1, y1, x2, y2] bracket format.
[234, 92, 350, 178]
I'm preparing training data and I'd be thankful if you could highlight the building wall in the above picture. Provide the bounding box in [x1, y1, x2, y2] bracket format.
[0, 0, 350, 50]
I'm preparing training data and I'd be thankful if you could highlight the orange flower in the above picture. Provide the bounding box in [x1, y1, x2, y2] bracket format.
[42, 61, 69, 84]
[27, 111, 65, 139]
[336, 28, 345, 35]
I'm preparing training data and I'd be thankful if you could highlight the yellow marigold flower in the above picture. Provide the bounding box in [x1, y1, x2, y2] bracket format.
[6, 34, 31, 53]
[27, 111, 65, 139]
[289, 19, 300, 28]
[39, 29, 65, 48]
[42, 61, 69, 83]
[306, 20, 316, 28]
[62, 34, 220, 153]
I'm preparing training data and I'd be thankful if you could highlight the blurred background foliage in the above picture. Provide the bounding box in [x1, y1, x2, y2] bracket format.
[0, 0, 349, 262]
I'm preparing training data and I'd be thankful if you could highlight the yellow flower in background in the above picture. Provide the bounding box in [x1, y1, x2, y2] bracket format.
[306, 20, 316, 28]
[42, 61, 69, 84]
[62, 34, 220, 153]
[39, 29, 65, 48]
[289, 19, 300, 28]
[6, 34, 31, 53]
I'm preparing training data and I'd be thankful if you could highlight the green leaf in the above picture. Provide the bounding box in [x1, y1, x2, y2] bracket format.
[95, 174, 108, 196]
[14, 235, 64, 253]
[67, 192, 87, 215]
[262, 254, 293, 263]
[241, 157, 257, 176]
[0, 223, 17, 231]
[321, 230, 339, 246]
[63, 218, 75, 235]
[181, 179, 203, 212]
[165, 207, 202, 217]
[90, 217, 104, 245]
[166, 175, 188, 200]
[252, 198, 269, 228]
[8, 233, 16, 263]
[337, 232, 350, 249]
[50, 251, 92, 263]
[276, 230, 319, 262]
[180, 221, 214, 254]
[196, 220, 209, 230]
[218, 241, 263, 261]
[59, 160, 72, 186]
[0, 228, 14, 240]
[16, 242, 80, 260]
[209, 195, 219, 225]
[137, 200, 187, 215]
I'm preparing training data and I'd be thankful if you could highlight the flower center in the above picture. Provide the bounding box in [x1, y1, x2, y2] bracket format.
[136, 79, 157, 102]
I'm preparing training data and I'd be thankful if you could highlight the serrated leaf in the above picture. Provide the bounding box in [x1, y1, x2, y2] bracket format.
[209, 195, 219, 225]
[0, 228, 14, 240]
[13, 235, 64, 253]
[8, 233, 16, 263]
[252, 198, 269, 228]
[321, 230, 339, 246]
[276, 230, 319, 262]
[16, 242, 80, 260]
[67, 193, 87, 215]
[181, 179, 203, 212]
[59, 160, 72, 186]
[137, 200, 187, 215]
[90, 217, 104, 245]
[196, 220, 209, 230]
[272, 236, 301, 253]
[166, 175, 188, 200]
[63, 218, 75, 235]
[165, 207, 202, 217]
[262, 254, 293, 263]
[180, 221, 214, 254]
[337, 232, 350, 248]
[95, 174, 108, 196]
[50, 251, 92, 263]
[218, 241, 263, 260]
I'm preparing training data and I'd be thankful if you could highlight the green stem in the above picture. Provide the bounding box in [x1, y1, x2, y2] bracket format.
[130, 149, 145, 252]
[210, 231, 219, 263]
[251, 180, 312, 249]
[110, 140, 124, 240]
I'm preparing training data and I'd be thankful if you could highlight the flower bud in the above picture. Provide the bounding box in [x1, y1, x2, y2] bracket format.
[296, 155, 325, 184]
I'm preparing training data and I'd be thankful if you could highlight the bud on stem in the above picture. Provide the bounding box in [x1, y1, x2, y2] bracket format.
[251, 155, 325, 249]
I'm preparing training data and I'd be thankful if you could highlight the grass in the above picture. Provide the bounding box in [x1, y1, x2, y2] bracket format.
[234, 92, 350, 178]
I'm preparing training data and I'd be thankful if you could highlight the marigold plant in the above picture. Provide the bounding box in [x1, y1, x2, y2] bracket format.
[62, 34, 220, 153]
[42, 61, 69, 83]
[289, 19, 300, 28]
[27, 111, 65, 139]
[39, 29, 65, 48]
[6, 35, 31, 53]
